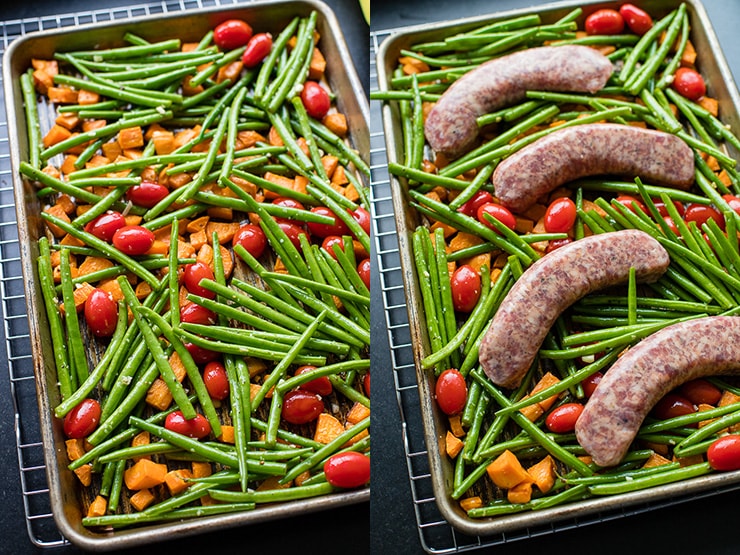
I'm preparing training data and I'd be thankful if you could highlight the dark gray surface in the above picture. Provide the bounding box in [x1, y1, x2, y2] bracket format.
[369, 1, 740, 554]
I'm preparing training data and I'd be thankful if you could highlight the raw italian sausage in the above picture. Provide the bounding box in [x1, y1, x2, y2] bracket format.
[424, 45, 613, 158]
[478, 229, 669, 389]
[576, 315, 740, 467]
[493, 123, 695, 213]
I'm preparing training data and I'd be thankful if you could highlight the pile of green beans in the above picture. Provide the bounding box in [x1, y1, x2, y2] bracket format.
[374, 3, 740, 518]
[22, 13, 369, 530]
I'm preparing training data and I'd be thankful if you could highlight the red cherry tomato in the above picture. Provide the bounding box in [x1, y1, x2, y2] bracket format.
[300, 81, 331, 119]
[85, 211, 125, 242]
[357, 258, 371, 290]
[306, 206, 350, 238]
[477, 202, 516, 233]
[457, 191, 494, 218]
[233, 223, 267, 258]
[111, 225, 155, 255]
[662, 216, 681, 236]
[680, 378, 722, 406]
[544, 197, 577, 233]
[295, 365, 333, 396]
[723, 194, 740, 216]
[321, 235, 345, 259]
[614, 195, 646, 214]
[281, 390, 324, 424]
[684, 203, 725, 230]
[708, 435, 740, 471]
[213, 19, 253, 50]
[653, 198, 685, 218]
[545, 403, 585, 433]
[180, 303, 217, 326]
[652, 393, 696, 421]
[165, 411, 211, 439]
[84, 288, 118, 337]
[546, 238, 572, 254]
[351, 206, 371, 237]
[241, 32, 272, 68]
[450, 265, 481, 313]
[363, 372, 371, 397]
[184, 262, 216, 299]
[278, 221, 308, 250]
[203, 361, 230, 401]
[184, 342, 220, 364]
[435, 369, 467, 416]
[125, 181, 169, 208]
[584, 9, 625, 35]
[619, 3, 653, 35]
[324, 451, 370, 488]
[581, 371, 603, 398]
[672, 67, 706, 101]
[63, 398, 101, 439]
[272, 196, 306, 225]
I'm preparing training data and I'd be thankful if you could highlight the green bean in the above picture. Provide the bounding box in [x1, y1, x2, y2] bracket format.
[21, 69, 42, 169]
[589, 462, 711, 495]
[208, 482, 334, 504]
[254, 16, 301, 100]
[67, 39, 181, 60]
[59, 249, 87, 387]
[618, 9, 676, 84]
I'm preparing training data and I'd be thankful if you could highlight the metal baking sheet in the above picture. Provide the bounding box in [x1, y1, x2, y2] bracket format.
[3, 0, 369, 550]
[376, 0, 740, 537]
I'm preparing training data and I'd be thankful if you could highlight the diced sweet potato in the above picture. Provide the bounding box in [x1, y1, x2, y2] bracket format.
[42, 125, 72, 148]
[486, 450, 532, 489]
[314, 413, 344, 444]
[459, 496, 483, 512]
[507, 480, 533, 504]
[308, 47, 327, 80]
[445, 431, 464, 459]
[124, 458, 168, 490]
[164, 469, 193, 496]
[527, 455, 555, 494]
[65, 438, 86, 461]
[87, 495, 107, 518]
[74, 464, 93, 486]
[448, 414, 466, 437]
[77, 89, 100, 105]
[130, 489, 156, 511]
[191, 461, 212, 479]
[346, 402, 371, 425]
[642, 452, 672, 468]
[322, 113, 348, 137]
[77, 256, 114, 276]
[47, 86, 79, 104]
[218, 425, 235, 444]
[118, 126, 144, 150]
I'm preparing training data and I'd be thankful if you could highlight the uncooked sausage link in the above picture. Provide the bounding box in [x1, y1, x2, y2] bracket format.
[423, 45, 613, 158]
[478, 230, 670, 389]
[492, 123, 695, 213]
[575, 315, 740, 467]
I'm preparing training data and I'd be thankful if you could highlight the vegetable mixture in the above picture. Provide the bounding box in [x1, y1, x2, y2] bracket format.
[374, 2, 740, 517]
[21, 12, 370, 529]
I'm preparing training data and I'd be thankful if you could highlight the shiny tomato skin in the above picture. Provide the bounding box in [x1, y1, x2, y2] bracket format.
[546, 238, 572, 254]
[653, 198, 685, 217]
[545, 403, 585, 433]
[241, 32, 272, 67]
[652, 393, 696, 421]
[662, 216, 681, 236]
[281, 390, 324, 424]
[306, 206, 350, 238]
[619, 3, 653, 35]
[363, 372, 371, 397]
[184, 262, 216, 299]
[63, 398, 101, 439]
[84, 289, 118, 337]
[477, 202, 516, 233]
[203, 361, 230, 401]
[680, 378, 722, 406]
[213, 19, 253, 50]
[85, 211, 125, 242]
[684, 203, 725, 230]
[435, 369, 467, 416]
[126, 181, 169, 208]
[301, 81, 331, 119]
[457, 191, 494, 218]
[233, 223, 267, 258]
[357, 258, 371, 290]
[295, 365, 333, 396]
[544, 197, 577, 233]
[585, 9, 625, 35]
[321, 235, 345, 259]
[450, 265, 481, 313]
[278, 221, 308, 250]
[581, 371, 603, 398]
[672, 67, 706, 101]
[111, 225, 155, 255]
[723, 194, 740, 216]
[352, 206, 371, 236]
[614, 195, 646, 214]
[184, 342, 220, 364]
[165, 411, 211, 439]
[324, 451, 370, 488]
[708, 435, 740, 470]
[180, 303, 217, 326]
[272, 196, 305, 225]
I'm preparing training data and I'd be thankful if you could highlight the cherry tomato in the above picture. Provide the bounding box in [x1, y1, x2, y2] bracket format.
[653, 198, 685, 217]
[450, 265, 481, 313]
[614, 195, 646, 214]
[324, 451, 370, 488]
[680, 378, 722, 406]
[272, 196, 306, 225]
[581, 371, 603, 398]
[363, 372, 371, 397]
[306, 206, 350, 238]
[545, 403, 585, 433]
[165, 411, 211, 439]
[63, 398, 101, 439]
[300, 81, 331, 119]
[180, 302, 217, 326]
[241, 32, 273, 68]
[477, 202, 516, 233]
[321, 235, 345, 259]
[457, 191, 493, 218]
[652, 393, 696, 421]
[723, 194, 740, 216]
[203, 361, 230, 401]
[351, 206, 371, 237]
[184, 262, 216, 299]
[435, 369, 467, 416]
[233, 223, 267, 258]
[281, 390, 324, 424]
[84, 288, 118, 337]
[84, 211, 125, 242]
[278, 221, 308, 250]
[357, 258, 371, 290]
[125, 181, 169, 208]
[544, 197, 577, 233]
[708, 435, 740, 471]
[213, 19, 253, 50]
[546, 238, 572, 254]
[295, 365, 333, 396]
[619, 3, 653, 35]
[662, 216, 681, 236]
[672, 67, 706, 101]
[111, 225, 155, 255]
[584, 8, 625, 35]
[184, 342, 220, 364]
[684, 203, 725, 230]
